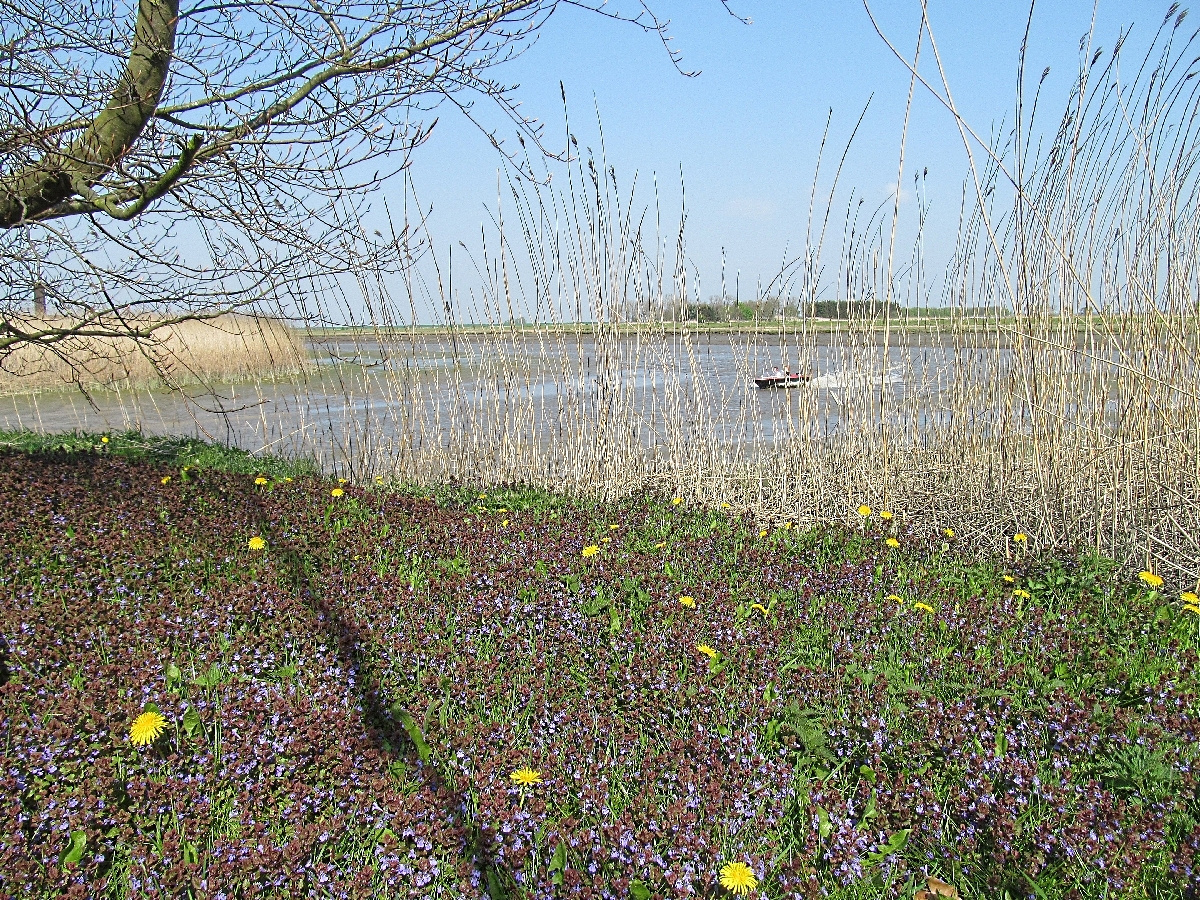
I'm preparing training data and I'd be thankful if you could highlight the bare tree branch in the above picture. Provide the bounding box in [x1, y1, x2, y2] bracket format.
[0, 0, 179, 227]
[0, 0, 718, 380]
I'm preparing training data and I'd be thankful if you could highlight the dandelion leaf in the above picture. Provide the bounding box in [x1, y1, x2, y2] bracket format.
[181, 705, 203, 738]
[191, 663, 227, 688]
[59, 830, 86, 867]
[393, 704, 432, 763]
[549, 842, 567, 885]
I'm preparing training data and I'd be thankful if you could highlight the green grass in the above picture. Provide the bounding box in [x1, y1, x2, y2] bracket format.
[2, 432, 1197, 899]
[0, 428, 320, 480]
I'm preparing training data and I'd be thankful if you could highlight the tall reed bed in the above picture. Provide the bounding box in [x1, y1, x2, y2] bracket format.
[298, 11, 1200, 583]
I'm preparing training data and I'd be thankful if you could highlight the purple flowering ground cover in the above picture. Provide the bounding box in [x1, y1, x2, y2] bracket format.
[1, 434, 1198, 900]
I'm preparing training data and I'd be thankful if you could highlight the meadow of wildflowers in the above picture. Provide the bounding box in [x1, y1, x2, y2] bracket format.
[1, 434, 1198, 899]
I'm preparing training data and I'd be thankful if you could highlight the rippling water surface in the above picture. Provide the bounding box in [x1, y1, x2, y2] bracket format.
[0, 331, 1136, 466]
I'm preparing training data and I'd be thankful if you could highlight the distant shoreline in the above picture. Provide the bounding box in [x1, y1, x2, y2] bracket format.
[303, 315, 1141, 339]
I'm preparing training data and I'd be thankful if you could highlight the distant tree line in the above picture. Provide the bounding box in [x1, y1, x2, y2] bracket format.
[627, 296, 1007, 323]
[804, 300, 902, 319]
[690, 296, 803, 322]
[687, 297, 905, 321]
[899, 305, 1008, 318]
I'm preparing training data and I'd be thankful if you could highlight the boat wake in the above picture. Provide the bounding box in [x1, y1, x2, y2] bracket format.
[809, 368, 904, 390]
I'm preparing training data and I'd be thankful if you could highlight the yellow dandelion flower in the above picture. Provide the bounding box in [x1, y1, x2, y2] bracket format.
[1012, 589, 1032, 600]
[330, 487, 344, 498]
[857, 504, 872, 517]
[338, 478, 348, 485]
[130, 711, 167, 746]
[1012, 533, 1028, 543]
[255, 476, 269, 485]
[283, 477, 293, 483]
[913, 602, 935, 614]
[161, 476, 171, 485]
[581, 545, 600, 557]
[697, 644, 718, 659]
[750, 602, 769, 615]
[1182, 591, 1199, 605]
[1003, 575, 1015, 583]
[879, 510, 893, 521]
[248, 536, 267, 551]
[1138, 571, 1164, 589]
[719, 861, 758, 895]
[655, 541, 668, 549]
[944, 528, 955, 538]
[678, 596, 696, 607]
[101, 436, 110, 444]
[375, 476, 384, 485]
[509, 767, 542, 786]
[886, 594, 904, 604]
[759, 529, 769, 538]
[783, 522, 793, 530]
[1184, 603, 1200, 616]
[672, 497, 683, 506]
[502, 519, 509, 527]
[721, 502, 731, 509]
[601, 537, 612, 543]
[609, 524, 619, 530]
[885, 537, 900, 548]
[498, 508, 507, 513]
[478, 493, 487, 499]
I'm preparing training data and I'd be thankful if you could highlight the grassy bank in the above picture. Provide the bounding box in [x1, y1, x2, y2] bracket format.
[2, 433, 1197, 899]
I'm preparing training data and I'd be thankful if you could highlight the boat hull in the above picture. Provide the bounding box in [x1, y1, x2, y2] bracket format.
[754, 374, 813, 389]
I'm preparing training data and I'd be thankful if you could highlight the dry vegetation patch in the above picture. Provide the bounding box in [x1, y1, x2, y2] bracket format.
[0, 313, 308, 394]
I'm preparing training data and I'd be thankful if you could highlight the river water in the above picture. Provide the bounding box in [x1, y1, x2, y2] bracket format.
[0, 330, 1149, 469]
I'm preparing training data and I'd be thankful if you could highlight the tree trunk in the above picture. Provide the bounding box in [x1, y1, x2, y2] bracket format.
[0, 0, 179, 228]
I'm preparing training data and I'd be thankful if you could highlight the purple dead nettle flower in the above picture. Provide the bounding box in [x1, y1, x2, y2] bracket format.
[2, 455, 1197, 897]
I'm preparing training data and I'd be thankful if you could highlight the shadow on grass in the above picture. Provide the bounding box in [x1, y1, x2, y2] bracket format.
[1, 435, 512, 897]
[267, 537, 511, 897]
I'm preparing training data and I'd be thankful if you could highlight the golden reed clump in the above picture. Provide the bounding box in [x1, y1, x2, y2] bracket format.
[0, 314, 308, 394]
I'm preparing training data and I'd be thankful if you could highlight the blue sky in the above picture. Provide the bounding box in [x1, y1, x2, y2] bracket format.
[395, 0, 1163, 316]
